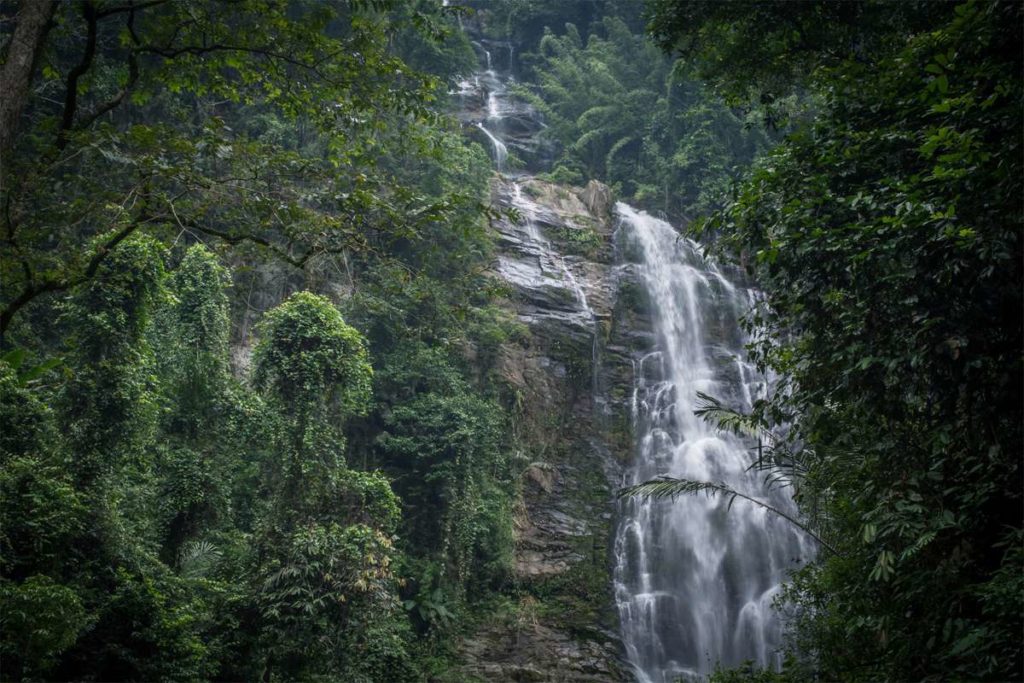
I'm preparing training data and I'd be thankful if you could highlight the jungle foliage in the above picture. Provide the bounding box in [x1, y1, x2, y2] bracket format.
[483, 3, 771, 220]
[646, 0, 1023, 679]
[0, 0, 518, 680]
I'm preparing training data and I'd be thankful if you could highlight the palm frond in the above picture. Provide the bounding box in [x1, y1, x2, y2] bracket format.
[750, 445, 811, 490]
[618, 476, 841, 557]
[694, 391, 767, 441]
[693, 392, 813, 494]
[619, 477, 731, 502]
[179, 540, 223, 578]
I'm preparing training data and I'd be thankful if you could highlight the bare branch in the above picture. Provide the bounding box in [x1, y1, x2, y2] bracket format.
[57, 0, 98, 150]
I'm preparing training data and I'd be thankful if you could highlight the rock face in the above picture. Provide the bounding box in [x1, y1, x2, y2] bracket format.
[448, 20, 668, 679]
[461, 620, 622, 683]
[456, 175, 637, 682]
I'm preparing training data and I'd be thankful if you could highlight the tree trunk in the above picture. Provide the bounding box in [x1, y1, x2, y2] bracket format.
[0, 0, 55, 160]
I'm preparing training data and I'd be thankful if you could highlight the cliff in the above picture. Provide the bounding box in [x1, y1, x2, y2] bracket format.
[455, 175, 643, 682]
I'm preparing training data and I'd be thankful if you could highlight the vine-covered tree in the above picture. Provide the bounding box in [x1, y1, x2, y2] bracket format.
[250, 292, 409, 680]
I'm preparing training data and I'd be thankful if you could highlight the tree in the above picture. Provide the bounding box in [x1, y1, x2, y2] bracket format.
[253, 291, 372, 473]
[250, 292, 408, 679]
[515, 15, 768, 219]
[251, 290, 374, 523]
[59, 232, 165, 485]
[0, 0, 54, 156]
[159, 244, 232, 433]
[0, 0, 453, 342]
[151, 244, 243, 561]
[645, 0, 949, 116]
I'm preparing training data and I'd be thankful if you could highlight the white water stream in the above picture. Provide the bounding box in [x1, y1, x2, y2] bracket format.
[476, 122, 508, 171]
[612, 204, 811, 681]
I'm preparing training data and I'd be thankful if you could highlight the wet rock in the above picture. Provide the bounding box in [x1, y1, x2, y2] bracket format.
[580, 180, 614, 232]
[479, 170, 641, 682]
[524, 462, 557, 493]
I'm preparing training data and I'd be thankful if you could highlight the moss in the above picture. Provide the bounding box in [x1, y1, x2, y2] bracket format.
[522, 183, 543, 199]
[521, 429, 619, 636]
[551, 225, 602, 260]
[616, 279, 650, 315]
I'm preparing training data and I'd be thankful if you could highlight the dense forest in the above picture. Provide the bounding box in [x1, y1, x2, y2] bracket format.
[0, 1, 1020, 682]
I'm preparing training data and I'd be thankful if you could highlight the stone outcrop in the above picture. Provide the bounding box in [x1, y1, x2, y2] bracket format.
[455, 175, 637, 682]
[580, 180, 614, 231]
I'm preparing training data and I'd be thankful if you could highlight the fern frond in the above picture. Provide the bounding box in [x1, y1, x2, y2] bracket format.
[694, 391, 765, 440]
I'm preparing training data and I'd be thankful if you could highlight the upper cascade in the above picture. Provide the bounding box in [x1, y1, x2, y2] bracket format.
[457, 36, 604, 342]
[453, 39, 550, 174]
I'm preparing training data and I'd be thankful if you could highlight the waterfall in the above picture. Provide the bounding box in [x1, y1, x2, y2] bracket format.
[459, 26, 810, 680]
[477, 48, 509, 172]
[476, 122, 508, 171]
[508, 183, 594, 322]
[462, 38, 547, 173]
[612, 203, 811, 682]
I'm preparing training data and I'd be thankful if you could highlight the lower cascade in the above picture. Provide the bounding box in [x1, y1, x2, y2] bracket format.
[612, 204, 812, 682]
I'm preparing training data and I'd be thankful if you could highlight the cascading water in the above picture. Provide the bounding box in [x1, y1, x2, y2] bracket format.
[506, 183, 595, 323]
[456, 38, 548, 174]
[476, 122, 508, 171]
[458, 28, 810, 680]
[473, 48, 506, 171]
[612, 204, 812, 682]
